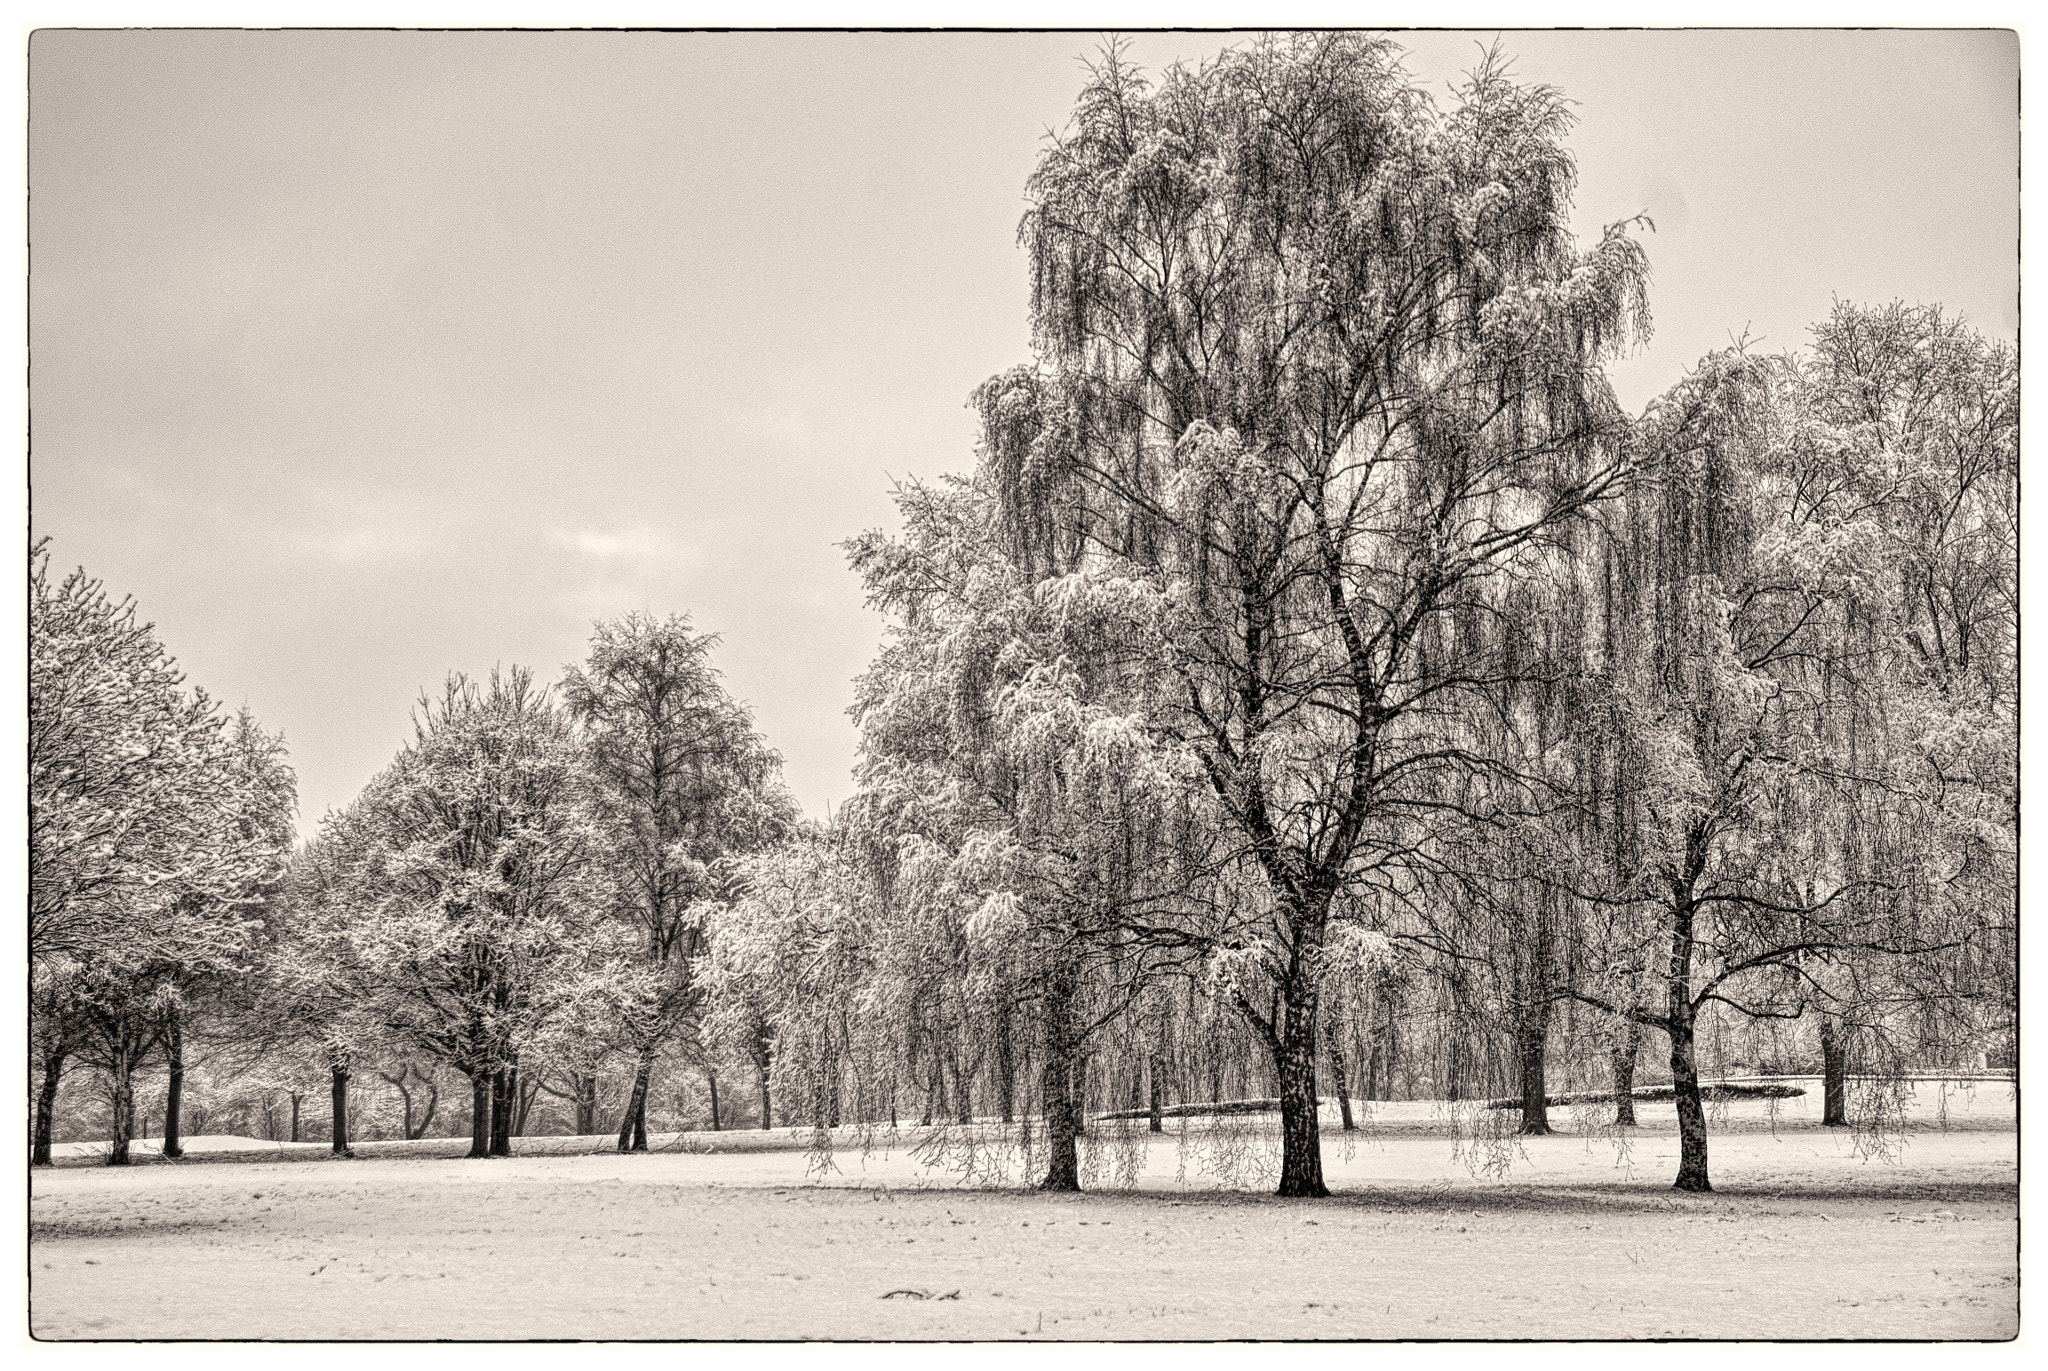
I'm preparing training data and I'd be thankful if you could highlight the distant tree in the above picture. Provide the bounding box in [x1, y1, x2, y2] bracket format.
[561, 613, 795, 1152]
[311, 669, 633, 1160]
[366, 1059, 440, 1139]
[28, 544, 297, 1166]
[846, 474, 1209, 1189]
[29, 543, 282, 968]
[1797, 301, 2018, 1098]
[704, 830, 846, 1130]
[1559, 337, 1996, 1191]
[30, 961, 87, 1166]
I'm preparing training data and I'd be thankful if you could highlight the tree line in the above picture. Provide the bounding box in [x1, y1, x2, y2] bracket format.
[30, 34, 2015, 1196]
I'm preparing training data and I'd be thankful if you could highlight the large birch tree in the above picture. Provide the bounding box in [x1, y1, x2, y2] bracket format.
[982, 35, 1649, 1195]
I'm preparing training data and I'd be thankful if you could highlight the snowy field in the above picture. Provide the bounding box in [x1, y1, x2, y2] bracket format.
[31, 1081, 2016, 1340]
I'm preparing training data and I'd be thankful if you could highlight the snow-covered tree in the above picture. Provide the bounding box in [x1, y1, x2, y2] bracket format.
[1550, 330, 2002, 1191]
[846, 474, 1207, 1188]
[30, 544, 298, 1166]
[1797, 301, 2018, 1086]
[309, 668, 636, 1159]
[977, 35, 1649, 1196]
[30, 544, 286, 968]
[561, 613, 795, 1151]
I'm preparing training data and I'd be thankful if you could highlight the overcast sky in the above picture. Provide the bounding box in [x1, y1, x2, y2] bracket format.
[28, 29, 2018, 836]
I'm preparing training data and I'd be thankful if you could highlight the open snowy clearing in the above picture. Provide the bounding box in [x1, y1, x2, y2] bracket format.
[32, 1085, 2016, 1341]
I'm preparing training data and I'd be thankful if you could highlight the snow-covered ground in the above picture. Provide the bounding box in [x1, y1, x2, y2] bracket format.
[46, 1133, 330, 1163]
[30, 1082, 2016, 1340]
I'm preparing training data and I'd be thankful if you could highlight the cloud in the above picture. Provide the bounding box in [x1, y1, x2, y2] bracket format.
[543, 523, 706, 627]
[261, 482, 450, 566]
[544, 524, 687, 564]
[304, 522, 436, 564]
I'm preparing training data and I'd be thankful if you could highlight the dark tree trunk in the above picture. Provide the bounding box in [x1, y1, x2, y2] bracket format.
[467, 1070, 491, 1158]
[490, 1063, 515, 1156]
[1037, 971, 1081, 1191]
[514, 1070, 538, 1136]
[1669, 1000, 1711, 1193]
[32, 1037, 68, 1167]
[1384, 996, 1401, 1101]
[950, 1046, 973, 1125]
[1039, 1052, 1080, 1191]
[618, 1050, 652, 1152]
[1820, 1016, 1849, 1126]
[1071, 1055, 1087, 1137]
[574, 1072, 597, 1137]
[289, 1091, 302, 1145]
[329, 1058, 354, 1157]
[706, 1068, 721, 1131]
[752, 1025, 775, 1130]
[162, 1018, 185, 1159]
[1326, 1025, 1355, 1133]
[921, 1033, 941, 1127]
[107, 1027, 136, 1166]
[996, 1005, 1016, 1124]
[394, 1069, 441, 1140]
[1612, 1018, 1641, 1127]
[1517, 1017, 1553, 1136]
[1273, 1001, 1329, 1197]
[1147, 1053, 1166, 1133]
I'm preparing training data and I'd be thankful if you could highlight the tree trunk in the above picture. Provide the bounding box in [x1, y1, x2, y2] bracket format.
[162, 1018, 185, 1159]
[756, 1059, 772, 1131]
[1070, 1055, 1087, 1137]
[1612, 1018, 1640, 1127]
[329, 1058, 354, 1157]
[950, 1045, 973, 1125]
[382, 1071, 413, 1138]
[490, 1063, 515, 1156]
[1517, 1016, 1553, 1136]
[1147, 1053, 1166, 1133]
[467, 1070, 491, 1158]
[706, 1068, 721, 1131]
[575, 1072, 597, 1137]
[1037, 971, 1081, 1191]
[33, 1037, 68, 1167]
[289, 1091, 302, 1144]
[1669, 1000, 1711, 1192]
[1820, 1015, 1848, 1126]
[514, 1070, 538, 1137]
[107, 1027, 136, 1166]
[618, 1050, 652, 1153]
[1038, 1051, 1080, 1191]
[1384, 996, 1401, 1101]
[1272, 1000, 1329, 1197]
[1325, 1026, 1356, 1133]
[996, 1005, 1016, 1124]
[412, 1072, 441, 1140]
